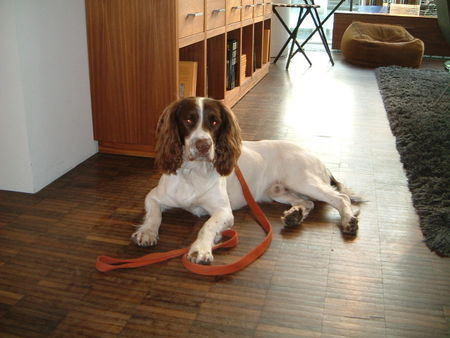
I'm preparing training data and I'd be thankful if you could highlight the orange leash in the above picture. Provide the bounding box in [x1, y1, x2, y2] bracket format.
[95, 167, 273, 276]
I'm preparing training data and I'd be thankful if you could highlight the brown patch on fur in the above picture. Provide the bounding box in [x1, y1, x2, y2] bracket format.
[155, 98, 196, 174]
[206, 99, 242, 176]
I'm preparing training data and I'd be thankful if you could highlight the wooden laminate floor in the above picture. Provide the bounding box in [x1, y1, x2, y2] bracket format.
[1, 52, 449, 337]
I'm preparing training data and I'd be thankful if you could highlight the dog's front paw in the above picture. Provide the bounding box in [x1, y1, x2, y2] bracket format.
[131, 227, 159, 247]
[342, 216, 358, 236]
[187, 241, 213, 265]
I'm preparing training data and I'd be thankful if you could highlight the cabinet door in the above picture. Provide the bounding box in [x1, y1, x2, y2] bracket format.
[254, 0, 264, 17]
[264, 1, 272, 14]
[227, 0, 242, 24]
[242, 0, 254, 21]
[179, 0, 205, 38]
[86, 0, 178, 148]
[206, 0, 226, 30]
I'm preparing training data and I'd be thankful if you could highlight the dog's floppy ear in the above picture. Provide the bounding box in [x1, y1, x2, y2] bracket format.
[155, 99, 184, 174]
[214, 101, 242, 176]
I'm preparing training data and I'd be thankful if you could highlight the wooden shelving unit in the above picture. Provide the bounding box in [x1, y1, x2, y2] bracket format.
[85, 0, 272, 157]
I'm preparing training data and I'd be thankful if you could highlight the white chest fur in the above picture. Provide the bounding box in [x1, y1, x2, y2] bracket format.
[157, 161, 222, 211]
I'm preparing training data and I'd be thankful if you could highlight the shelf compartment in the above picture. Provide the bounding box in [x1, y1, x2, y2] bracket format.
[179, 40, 206, 97]
[224, 62, 270, 107]
[226, 29, 241, 90]
[253, 21, 263, 70]
[263, 19, 271, 64]
[242, 24, 254, 78]
[207, 34, 226, 100]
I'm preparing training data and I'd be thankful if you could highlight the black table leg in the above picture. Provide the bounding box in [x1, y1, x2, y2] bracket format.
[273, 6, 312, 68]
[300, 0, 346, 47]
[310, 6, 334, 65]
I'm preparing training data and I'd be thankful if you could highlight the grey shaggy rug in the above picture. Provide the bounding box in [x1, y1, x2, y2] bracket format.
[375, 66, 450, 256]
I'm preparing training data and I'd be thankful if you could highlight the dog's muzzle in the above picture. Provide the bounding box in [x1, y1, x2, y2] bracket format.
[188, 138, 213, 161]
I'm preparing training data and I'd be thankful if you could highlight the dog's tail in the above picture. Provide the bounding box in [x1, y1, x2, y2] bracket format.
[329, 174, 364, 205]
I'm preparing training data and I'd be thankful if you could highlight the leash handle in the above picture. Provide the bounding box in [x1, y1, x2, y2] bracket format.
[95, 167, 273, 275]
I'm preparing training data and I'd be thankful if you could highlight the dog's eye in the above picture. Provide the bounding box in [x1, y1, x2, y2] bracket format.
[185, 119, 194, 125]
[210, 118, 220, 127]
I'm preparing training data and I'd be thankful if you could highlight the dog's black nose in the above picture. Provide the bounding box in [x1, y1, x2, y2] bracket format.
[195, 139, 212, 154]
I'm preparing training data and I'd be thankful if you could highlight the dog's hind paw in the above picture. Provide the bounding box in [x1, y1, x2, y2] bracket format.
[281, 206, 304, 228]
[342, 216, 358, 236]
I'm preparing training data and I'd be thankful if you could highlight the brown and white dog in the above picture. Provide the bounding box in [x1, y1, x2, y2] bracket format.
[132, 97, 359, 264]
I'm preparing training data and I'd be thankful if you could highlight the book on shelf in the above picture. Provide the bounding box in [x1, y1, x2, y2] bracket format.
[227, 39, 238, 90]
[179, 61, 198, 97]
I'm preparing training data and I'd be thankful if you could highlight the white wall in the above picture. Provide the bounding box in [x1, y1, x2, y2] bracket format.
[0, 0, 34, 193]
[270, 0, 291, 57]
[0, 0, 97, 193]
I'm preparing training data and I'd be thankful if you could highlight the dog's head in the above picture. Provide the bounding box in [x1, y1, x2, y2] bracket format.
[155, 97, 242, 176]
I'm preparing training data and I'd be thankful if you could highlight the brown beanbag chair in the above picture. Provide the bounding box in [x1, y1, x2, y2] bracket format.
[341, 21, 424, 68]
